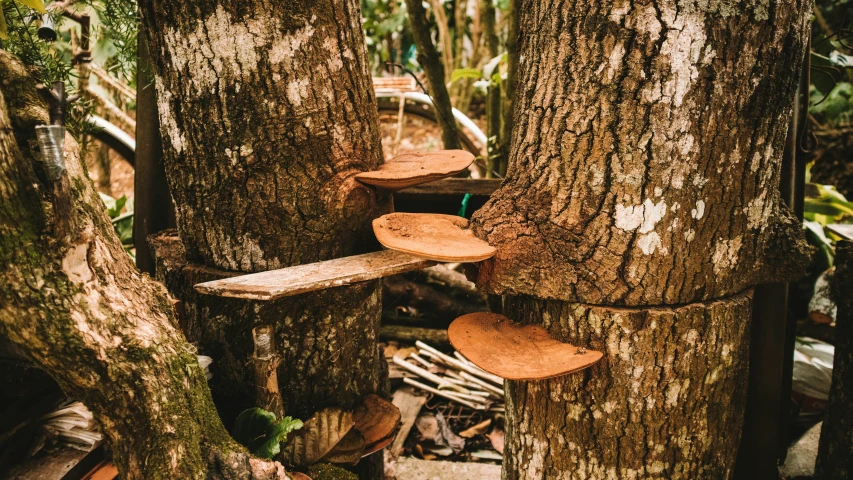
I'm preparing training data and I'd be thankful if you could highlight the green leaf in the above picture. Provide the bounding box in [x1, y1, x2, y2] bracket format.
[255, 416, 303, 459]
[805, 197, 853, 219]
[108, 195, 128, 218]
[450, 67, 483, 83]
[233, 408, 278, 455]
[232, 408, 303, 460]
[17, 0, 47, 13]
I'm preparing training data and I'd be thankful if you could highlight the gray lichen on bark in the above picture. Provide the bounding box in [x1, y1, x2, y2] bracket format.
[140, 0, 385, 273]
[502, 292, 752, 479]
[472, 0, 812, 306]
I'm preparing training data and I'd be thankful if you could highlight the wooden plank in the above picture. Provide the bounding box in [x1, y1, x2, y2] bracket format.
[390, 457, 502, 479]
[389, 387, 427, 457]
[397, 178, 502, 197]
[195, 250, 435, 300]
[8, 444, 103, 480]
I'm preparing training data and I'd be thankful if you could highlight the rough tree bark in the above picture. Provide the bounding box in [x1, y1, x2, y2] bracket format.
[470, 1, 812, 478]
[815, 240, 853, 479]
[0, 51, 288, 479]
[137, 1, 388, 475]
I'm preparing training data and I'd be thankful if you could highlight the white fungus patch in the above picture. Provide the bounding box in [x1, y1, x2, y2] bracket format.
[638, 232, 666, 255]
[269, 19, 316, 66]
[711, 236, 743, 275]
[658, 11, 707, 107]
[155, 81, 186, 154]
[614, 199, 667, 233]
[691, 200, 705, 220]
[744, 190, 769, 230]
[163, 6, 268, 94]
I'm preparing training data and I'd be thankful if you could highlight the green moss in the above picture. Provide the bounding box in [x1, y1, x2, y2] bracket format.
[306, 463, 358, 480]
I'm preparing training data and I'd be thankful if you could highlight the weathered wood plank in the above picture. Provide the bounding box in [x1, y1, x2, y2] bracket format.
[397, 178, 502, 197]
[195, 250, 435, 300]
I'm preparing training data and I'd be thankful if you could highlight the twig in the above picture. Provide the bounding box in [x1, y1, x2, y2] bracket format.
[403, 378, 487, 410]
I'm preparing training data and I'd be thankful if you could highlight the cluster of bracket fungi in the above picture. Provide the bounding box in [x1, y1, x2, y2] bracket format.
[194, 150, 604, 460]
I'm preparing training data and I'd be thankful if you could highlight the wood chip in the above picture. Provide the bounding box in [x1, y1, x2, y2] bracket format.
[355, 150, 475, 190]
[448, 312, 604, 380]
[373, 213, 496, 262]
[195, 250, 435, 300]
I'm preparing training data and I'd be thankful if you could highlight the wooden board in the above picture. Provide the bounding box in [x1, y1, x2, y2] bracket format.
[389, 387, 427, 457]
[355, 150, 475, 191]
[373, 213, 496, 262]
[390, 457, 502, 479]
[7, 445, 103, 480]
[195, 250, 435, 300]
[448, 312, 603, 380]
[398, 178, 502, 197]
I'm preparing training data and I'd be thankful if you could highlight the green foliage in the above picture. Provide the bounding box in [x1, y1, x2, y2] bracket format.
[232, 408, 303, 460]
[449, 67, 481, 82]
[0, 0, 44, 40]
[811, 82, 853, 123]
[99, 192, 134, 254]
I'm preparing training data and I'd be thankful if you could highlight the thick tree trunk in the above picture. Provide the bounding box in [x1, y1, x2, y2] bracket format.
[474, 0, 811, 306]
[470, 1, 812, 478]
[139, 0, 383, 272]
[502, 292, 752, 479]
[139, 3, 389, 476]
[139, 0, 388, 425]
[815, 240, 853, 478]
[0, 51, 287, 479]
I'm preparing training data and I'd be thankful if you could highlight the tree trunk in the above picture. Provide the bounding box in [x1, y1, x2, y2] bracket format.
[471, 1, 812, 477]
[815, 240, 853, 478]
[502, 292, 752, 479]
[475, 0, 810, 307]
[138, 1, 388, 475]
[0, 51, 287, 480]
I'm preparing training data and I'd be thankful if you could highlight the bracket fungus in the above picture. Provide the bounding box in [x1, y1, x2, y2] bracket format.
[355, 150, 475, 191]
[447, 312, 603, 380]
[372, 213, 496, 262]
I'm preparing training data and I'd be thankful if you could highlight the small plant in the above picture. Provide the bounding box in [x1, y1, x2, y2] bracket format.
[232, 408, 303, 460]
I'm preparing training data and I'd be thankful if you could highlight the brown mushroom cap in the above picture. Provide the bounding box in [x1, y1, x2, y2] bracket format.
[372, 213, 496, 262]
[448, 312, 604, 380]
[355, 150, 475, 190]
[353, 394, 401, 456]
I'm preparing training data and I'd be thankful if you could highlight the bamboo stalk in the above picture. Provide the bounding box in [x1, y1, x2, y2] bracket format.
[403, 377, 487, 410]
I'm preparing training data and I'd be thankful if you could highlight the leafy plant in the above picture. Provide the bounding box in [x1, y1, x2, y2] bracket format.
[0, 0, 45, 40]
[232, 408, 304, 460]
[99, 193, 134, 255]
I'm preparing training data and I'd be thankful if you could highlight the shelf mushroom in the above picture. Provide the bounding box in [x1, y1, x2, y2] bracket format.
[355, 150, 475, 191]
[447, 312, 603, 380]
[372, 212, 496, 262]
